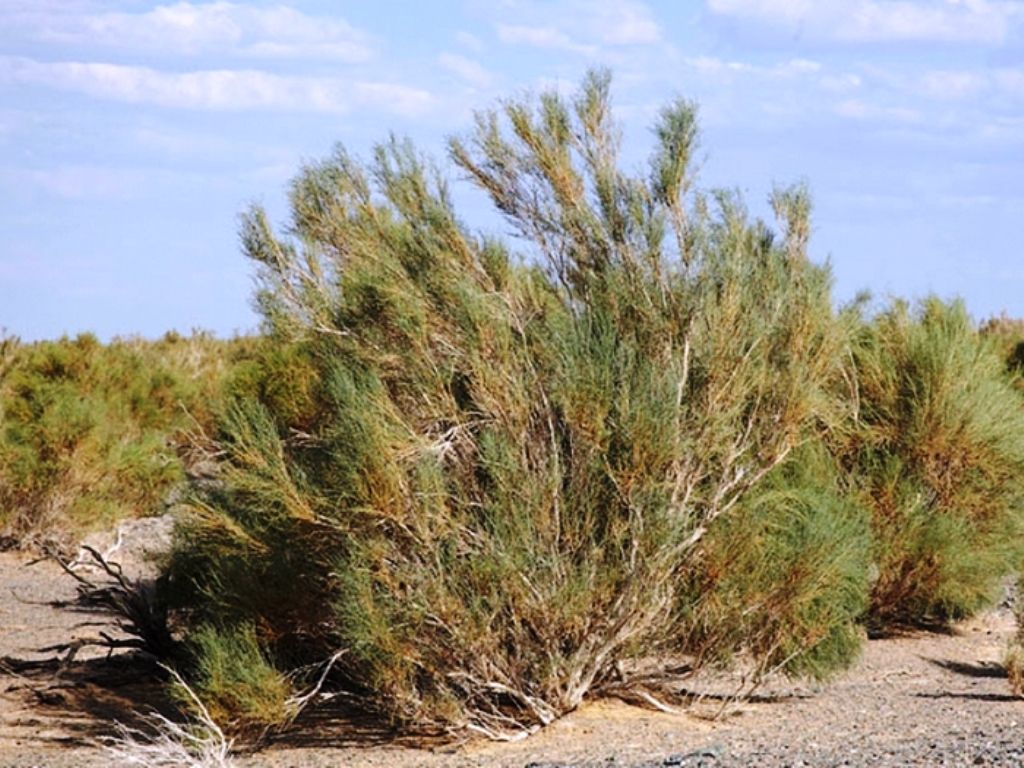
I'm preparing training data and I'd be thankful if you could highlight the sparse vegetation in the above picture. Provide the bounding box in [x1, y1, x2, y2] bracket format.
[0, 331, 255, 549]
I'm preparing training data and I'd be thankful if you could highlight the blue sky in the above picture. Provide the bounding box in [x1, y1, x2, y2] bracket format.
[2, 0, 1022, 340]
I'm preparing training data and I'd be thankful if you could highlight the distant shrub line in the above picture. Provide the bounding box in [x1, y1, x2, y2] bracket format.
[0, 331, 257, 549]
[4, 70, 1023, 742]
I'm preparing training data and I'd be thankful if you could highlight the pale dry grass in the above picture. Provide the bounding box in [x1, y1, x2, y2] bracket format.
[100, 667, 236, 768]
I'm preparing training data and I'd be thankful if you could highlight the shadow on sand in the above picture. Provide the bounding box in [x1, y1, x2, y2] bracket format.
[924, 657, 1007, 680]
[0, 650, 451, 756]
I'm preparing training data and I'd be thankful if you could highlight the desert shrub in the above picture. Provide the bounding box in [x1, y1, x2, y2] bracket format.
[163, 71, 849, 738]
[0, 331, 254, 548]
[980, 314, 1024, 387]
[843, 299, 1024, 630]
[984, 317, 1024, 692]
[180, 623, 292, 731]
[0, 333, 16, 381]
[678, 444, 871, 682]
[220, 342, 323, 431]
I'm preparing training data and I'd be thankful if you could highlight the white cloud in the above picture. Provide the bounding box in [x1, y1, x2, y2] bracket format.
[687, 55, 821, 78]
[0, 163, 220, 202]
[131, 125, 294, 164]
[134, 125, 236, 156]
[497, 24, 597, 55]
[1, 158, 308, 203]
[994, 68, 1024, 96]
[979, 115, 1024, 143]
[0, 0, 94, 17]
[584, 0, 661, 45]
[938, 193, 1001, 208]
[834, 98, 922, 124]
[0, 56, 432, 116]
[351, 82, 436, 116]
[920, 70, 988, 99]
[494, 0, 661, 54]
[455, 30, 486, 53]
[819, 73, 863, 92]
[438, 53, 492, 88]
[904, 66, 1024, 101]
[0, 107, 45, 142]
[682, 50, 1023, 141]
[16, 2, 375, 61]
[9, 165, 149, 201]
[707, 0, 1022, 44]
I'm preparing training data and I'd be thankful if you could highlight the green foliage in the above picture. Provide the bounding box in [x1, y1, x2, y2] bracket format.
[11, 70, 1023, 745]
[678, 445, 870, 681]
[0, 331, 255, 547]
[980, 314, 1024, 386]
[165, 399, 342, 656]
[165, 71, 850, 737]
[843, 299, 1024, 629]
[11, 71, 1024, 743]
[179, 623, 291, 731]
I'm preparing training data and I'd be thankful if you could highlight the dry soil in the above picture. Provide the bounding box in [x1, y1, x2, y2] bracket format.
[1, 549, 1022, 767]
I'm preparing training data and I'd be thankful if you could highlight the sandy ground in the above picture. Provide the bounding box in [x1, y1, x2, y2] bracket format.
[1, 549, 1022, 767]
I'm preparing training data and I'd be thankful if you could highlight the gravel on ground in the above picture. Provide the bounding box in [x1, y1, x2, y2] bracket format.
[2, 545, 1022, 768]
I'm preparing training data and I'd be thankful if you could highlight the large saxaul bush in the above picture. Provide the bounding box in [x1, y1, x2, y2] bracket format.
[844, 299, 1024, 630]
[164, 72, 849, 738]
